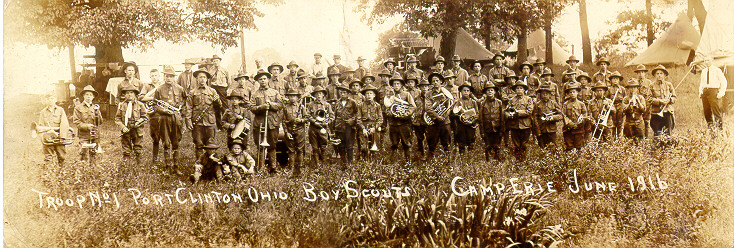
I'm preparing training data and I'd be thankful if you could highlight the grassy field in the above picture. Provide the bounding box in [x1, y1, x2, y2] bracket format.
[3, 66, 734, 247]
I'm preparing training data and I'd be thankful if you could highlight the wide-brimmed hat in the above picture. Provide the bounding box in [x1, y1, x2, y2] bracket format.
[541, 67, 554, 77]
[378, 69, 392, 77]
[564, 82, 581, 92]
[389, 75, 405, 87]
[566, 55, 579, 63]
[536, 83, 554, 93]
[333, 54, 341, 59]
[193, 69, 211, 79]
[227, 89, 245, 99]
[492, 54, 505, 61]
[335, 83, 350, 91]
[383, 58, 397, 68]
[596, 57, 610, 66]
[625, 79, 641, 88]
[512, 80, 529, 90]
[418, 79, 432, 87]
[327, 66, 341, 76]
[458, 83, 473, 92]
[451, 55, 462, 61]
[651, 64, 669, 76]
[79, 85, 98, 97]
[434, 56, 446, 65]
[609, 71, 623, 81]
[211, 55, 222, 61]
[633, 64, 648, 72]
[313, 52, 322, 57]
[122, 62, 139, 74]
[162, 65, 176, 76]
[533, 58, 546, 65]
[406, 55, 418, 63]
[284, 89, 301, 96]
[349, 79, 364, 88]
[287, 60, 299, 69]
[576, 72, 592, 82]
[344, 67, 355, 74]
[404, 75, 419, 84]
[356, 56, 366, 61]
[361, 73, 376, 82]
[444, 70, 456, 79]
[519, 61, 534, 72]
[361, 85, 379, 95]
[311, 86, 327, 96]
[297, 69, 308, 79]
[121, 85, 140, 95]
[504, 71, 518, 81]
[254, 70, 272, 81]
[267, 62, 284, 73]
[182, 58, 196, 65]
[203, 143, 219, 149]
[234, 71, 249, 81]
[427, 72, 444, 83]
[482, 82, 498, 93]
[591, 81, 608, 90]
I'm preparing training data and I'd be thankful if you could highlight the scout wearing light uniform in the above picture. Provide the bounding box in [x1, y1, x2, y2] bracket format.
[592, 57, 612, 84]
[649, 65, 677, 137]
[332, 83, 359, 166]
[562, 82, 589, 151]
[210, 55, 230, 130]
[151, 66, 187, 172]
[533, 84, 563, 150]
[178, 59, 197, 92]
[222, 89, 251, 149]
[449, 55, 470, 85]
[228, 72, 254, 98]
[622, 79, 646, 140]
[223, 140, 255, 181]
[357, 85, 384, 160]
[385, 76, 416, 159]
[698, 59, 728, 131]
[282, 89, 309, 176]
[140, 69, 162, 101]
[115, 85, 149, 163]
[117, 62, 143, 99]
[453, 83, 479, 154]
[38, 93, 71, 165]
[504, 81, 534, 161]
[561, 56, 585, 84]
[424, 73, 453, 160]
[502, 71, 519, 104]
[540, 68, 562, 104]
[187, 69, 222, 160]
[306, 86, 333, 165]
[606, 72, 627, 137]
[478, 82, 504, 161]
[72, 85, 103, 162]
[634, 64, 653, 138]
[519, 61, 541, 98]
[267, 62, 286, 96]
[311, 53, 327, 76]
[587, 82, 616, 142]
[468, 61, 488, 99]
[250, 71, 284, 174]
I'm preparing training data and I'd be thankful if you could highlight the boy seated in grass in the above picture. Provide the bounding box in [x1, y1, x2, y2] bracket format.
[193, 143, 225, 184]
[224, 139, 255, 181]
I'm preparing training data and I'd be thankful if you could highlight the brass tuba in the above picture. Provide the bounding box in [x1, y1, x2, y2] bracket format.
[424, 91, 454, 125]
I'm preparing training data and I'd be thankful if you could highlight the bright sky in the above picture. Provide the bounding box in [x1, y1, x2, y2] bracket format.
[2, 0, 687, 96]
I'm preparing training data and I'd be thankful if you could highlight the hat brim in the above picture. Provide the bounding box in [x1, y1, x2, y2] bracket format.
[79, 90, 99, 97]
[492, 54, 505, 60]
[520, 64, 534, 72]
[651, 69, 669, 76]
[193, 70, 212, 79]
[383, 61, 396, 67]
[512, 84, 529, 90]
[267, 65, 284, 72]
[564, 87, 580, 93]
[336, 85, 350, 91]
[609, 75, 624, 80]
[121, 89, 141, 95]
[482, 86, 497, 92]
[433, 60, 446, 65]
[592, 86, 609, 90]
[596, 61, 610, 66]
[427, 73, 444, 83]
[361, 88, 378, 95]
[285, 93, 301, 96]
[576, 75, 592, 82]
[566, 59, 579, 63]
[361, 75, 376, 82]
[234, 75, 249, 81]
[542, 73, 555, 77]
[311, 90, 327, 96]
[389, 79, 404, 86]
[536, 89, 553, 93]
[254, 72, 272, 81]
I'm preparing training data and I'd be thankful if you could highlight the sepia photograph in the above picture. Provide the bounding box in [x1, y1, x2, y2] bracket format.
[3, 0, 733, 247]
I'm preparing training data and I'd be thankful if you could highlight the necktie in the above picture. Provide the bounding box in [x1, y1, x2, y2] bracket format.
[125, 101, 133, 126]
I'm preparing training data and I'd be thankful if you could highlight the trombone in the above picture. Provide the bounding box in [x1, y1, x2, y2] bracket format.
[257, 105, 271, 172]
[592, 89, 618, 141]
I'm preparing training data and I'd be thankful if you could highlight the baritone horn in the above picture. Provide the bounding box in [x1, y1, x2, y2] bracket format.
[424, 91, 453, 125]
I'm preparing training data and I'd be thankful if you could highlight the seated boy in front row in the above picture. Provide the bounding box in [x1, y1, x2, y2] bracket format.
[193, 140, 255, 185]
[224, 139, 255, 181]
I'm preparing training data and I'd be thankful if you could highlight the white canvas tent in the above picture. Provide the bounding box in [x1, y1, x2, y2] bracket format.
[625, 13, 701, 66]
[507, 29, 572, 64]
[693, 0, 734, 67]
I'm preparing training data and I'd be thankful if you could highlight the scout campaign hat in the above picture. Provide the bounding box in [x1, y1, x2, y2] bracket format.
[162, 65, 176, 76]
[122, 62, 139, 74]
[211, 55, 222, 61]
[512, 80, 529, 91]
[427, 72, 444, 83]
[452, 55, 462, 61]
[444, 70, 456, 79]
[576, 72, 592, 82]
[183, 58, 196, 65]
[287, 60, 299, 69]
[335, 83, 350, 91]
[121, 85, 140, 95]
[457, 82, 473, 92]
[541, 67, 554, 77]
[383, 58, 397, 68]
[406, 55, 419, 63]
[327, 66, 341, 76]
[625, 79, 641, 88]
[482, 81, 498, 93]
[492, 53, 505, 61]
[520, 61, 534, 72]
[591, 81, 608, 90]
[227, 89, 246, 99]
[203, 143, 219, 149]
[297, 69, 308, 79]
[234, 71, 249, 81]
[434, 56, 446, 65]
[418, 79, 432, 87]
[596, 57, 610, 66]
[504, 71, 519, 82]
[405, 74, 419, 85]
[344, 67, 355, 74]
[311, 86, 327, 96]
[285, 89, 301, 96]
[356, 56, 366, 61]
[609, 71, 623, 81]
[566, 55, 579, 63]
[389, 74, 405, 87]
[79, 85, 98, 98]
[193, 69, 211, 79]
[267, 62, 284, 73]
[378, 69, 392, 77]
[651, 64, 669, 76]
[361, 73, 376, 82]
[361, 85, 379, 95]
[634, 64, 648, 72]
[564, 82, 581, 93]
[254, 69, 272, 81]
[536, 83, 554, 93]
[349, 79, 364, 88]
[534, 58, 546, 65]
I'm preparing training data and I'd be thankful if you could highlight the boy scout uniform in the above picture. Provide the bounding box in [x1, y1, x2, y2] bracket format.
[332, 83, 360, 165]
[562, 82, 589, 151]
[504, 81, 534, 161]
[72, 86, 103, 161]
[250, 71, 284, 173]
[115, 86, 149, 162]
[222, 89, 251, 149]
[586, 82, 616, 142]
[519, 61, 541, 98]
[622, 80, 647, 140]
[357, 85, 384, 160]
[478, 82, 504, 161]
[533, 84, 564, 150]
[468, 69, 488, 99]
[424, 73, 453, 159]
[454, 83, 479, 154]
[39, 97, 72, 165]
[187, 70, 222, 160]
[282, 89, 308, 175]
[649, 65, 677, 137]
[449, 55, 470, 85]
[306, 87, 334, 165]
[151, 67, 187, 170]
[607, 71, 627, 137]
[386, 76, 416, 159]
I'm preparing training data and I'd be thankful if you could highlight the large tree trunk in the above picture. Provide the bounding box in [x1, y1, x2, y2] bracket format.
[578, 0, 592, 64]
[646, 0, 654, 46]
[482, 6, 492, 51]
[93, 43, 124, 93]
[517, 20, 528, 65]
[544, 22, 553, 64]
[439, 29, 458, 61]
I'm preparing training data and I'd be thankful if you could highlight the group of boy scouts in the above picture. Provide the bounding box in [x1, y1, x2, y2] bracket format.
[37, 51, 718, 184]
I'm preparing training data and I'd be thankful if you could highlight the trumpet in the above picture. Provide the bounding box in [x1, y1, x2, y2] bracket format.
[147, 99, 181, 115]
[540, 110, 558, 122]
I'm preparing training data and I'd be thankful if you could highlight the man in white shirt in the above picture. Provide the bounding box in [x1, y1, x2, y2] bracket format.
[698, 59, 728, 131]
[311, 53, 327, 76]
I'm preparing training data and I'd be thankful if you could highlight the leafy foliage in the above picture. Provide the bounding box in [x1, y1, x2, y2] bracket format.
[4, 0, 276, 50]
[594, 6, 674, 63]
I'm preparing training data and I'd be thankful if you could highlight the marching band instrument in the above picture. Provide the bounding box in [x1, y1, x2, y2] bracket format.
[259, 108, 271, 147]
[369, 127, 379, 152]
[504, 105, 517, 117]
[147, 99, 181, 115]
[231, 116, 252, 140]
[423, 92, 454, 125]
[313, 109, 341, 145]
[540, 110, 558, 122]
[592, 90, 618, 141]
[459, 108, 478, 126]
[31, 122, 75, 145]
[389, 103, 412, 118]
